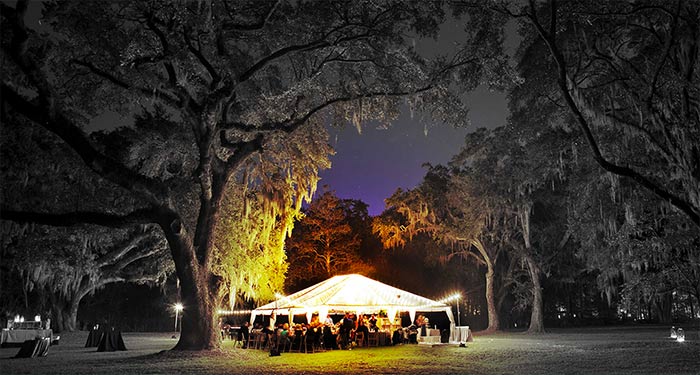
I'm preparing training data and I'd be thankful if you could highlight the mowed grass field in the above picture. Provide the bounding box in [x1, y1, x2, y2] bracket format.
[1, 326, 698, 375]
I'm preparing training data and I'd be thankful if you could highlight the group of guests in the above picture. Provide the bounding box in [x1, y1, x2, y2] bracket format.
[252, 315, 325, 352]
[220, 312, 433, 352]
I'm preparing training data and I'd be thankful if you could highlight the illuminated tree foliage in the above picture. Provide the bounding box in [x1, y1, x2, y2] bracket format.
[213, 123, 332, 310]
[375, 162, 504, 332]
[285, 191, 373, 291]
[1, 0, 496, 349]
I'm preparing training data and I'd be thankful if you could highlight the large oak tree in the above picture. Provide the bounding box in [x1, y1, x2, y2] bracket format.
[1, 0, 495, 349]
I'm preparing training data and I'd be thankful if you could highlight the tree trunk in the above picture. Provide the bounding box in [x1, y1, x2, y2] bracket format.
[654, 293, 673, 324]
[48, 293, 79, 332]
[174, 270, 218, 350]
[49, 293, 65, 333]
[484, 265, 500, 332]
[472, 239, 501, 332]
[62, 300, 79, 332]
[162, 217, 220, 350]
[472, 239, 500, 332]
[525, 254, 545, 333]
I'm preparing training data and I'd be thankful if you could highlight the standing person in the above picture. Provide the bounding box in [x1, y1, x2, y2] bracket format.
[355, 314, 369, 346]
[240, 321, 250, 348]
[341, 312, 354, 350]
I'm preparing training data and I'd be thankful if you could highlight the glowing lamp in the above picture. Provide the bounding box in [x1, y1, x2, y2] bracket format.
[34, 315, 41, 322]
[173, 303, 184, 333]
[676, 328, 685, 343]
[670, 326, 677, 339]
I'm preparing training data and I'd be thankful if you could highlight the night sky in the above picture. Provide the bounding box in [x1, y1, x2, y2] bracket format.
[319, 16, 516, 216]
[321, 86, 507, 216]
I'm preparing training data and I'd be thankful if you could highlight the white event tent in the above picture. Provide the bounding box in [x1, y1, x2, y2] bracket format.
[251, 274, 455, 329]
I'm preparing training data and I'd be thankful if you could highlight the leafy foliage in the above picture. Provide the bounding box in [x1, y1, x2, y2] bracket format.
[285, 191, 374, 291]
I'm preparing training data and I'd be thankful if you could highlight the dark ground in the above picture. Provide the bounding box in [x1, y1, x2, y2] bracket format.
[1, 326, 698, 375]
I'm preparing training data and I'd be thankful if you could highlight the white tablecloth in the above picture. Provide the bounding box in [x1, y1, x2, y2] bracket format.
[0, 329, 53, 345]
[418, 335, 441, 344]
[450, 326, 470, 343]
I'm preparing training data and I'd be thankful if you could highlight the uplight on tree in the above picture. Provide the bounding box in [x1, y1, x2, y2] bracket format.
[676, 328, 685, 343]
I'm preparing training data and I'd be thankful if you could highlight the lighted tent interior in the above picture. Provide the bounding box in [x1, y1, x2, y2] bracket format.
[251, 274, 455, 329]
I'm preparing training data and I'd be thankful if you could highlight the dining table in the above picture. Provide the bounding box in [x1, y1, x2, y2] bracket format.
[96, 328, 127, 352]
[85, 328, 103, 347]
[1, 328, 53, 346]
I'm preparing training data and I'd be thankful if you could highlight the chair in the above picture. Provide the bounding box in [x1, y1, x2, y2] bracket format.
[303, 331, 316, 353]
[248, 332, 264, 349]
[322, 327, 337, 350]
[355, 331, 365, 347]
[277, 333, 291, 352]
[367, 332, 379, 347]
[289, 330, 304, 353]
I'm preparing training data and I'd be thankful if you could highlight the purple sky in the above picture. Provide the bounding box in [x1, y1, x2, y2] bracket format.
[320, 86, 507, 216]
[318, 14, 517, 216]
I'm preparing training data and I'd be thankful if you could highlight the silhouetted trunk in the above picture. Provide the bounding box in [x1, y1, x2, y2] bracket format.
[473, 239, 500, 332]
[48, 292, 79, 332]
[161, 203, 222, 350]
[524, 253, 544, 333]
[175, 268, 218, 350]
[519, 206, 544, 334]
[654, 293, 673, 324]
[484, 265, 500, 332]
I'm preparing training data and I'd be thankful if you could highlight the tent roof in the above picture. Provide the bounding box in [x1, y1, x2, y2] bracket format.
[252, 274, 449, 315]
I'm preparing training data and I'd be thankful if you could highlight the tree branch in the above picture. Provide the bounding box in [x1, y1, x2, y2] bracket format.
[524, 2, 700, 227]
[96, 230, 153, 268]
[221, 0, 280, 31]
[183, 26, 221, 87]
[69, 59, 180, 106]
[0, 207, 159, 228]
[237, 25, 375, 83]
[223, 85, 434, 134]
[2, 84, 169, 205]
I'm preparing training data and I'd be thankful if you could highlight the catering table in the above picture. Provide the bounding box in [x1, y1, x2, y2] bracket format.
[1, 329, 53, 346]
[417, 328, 442, 344]
[449, 326, 472, 343]
[96, 329, 127, 352]
[14, 337, 51, 358]
[85, 328, 103, 347]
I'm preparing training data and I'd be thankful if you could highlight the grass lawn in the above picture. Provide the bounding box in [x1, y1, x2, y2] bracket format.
[1, 326, 698, 375]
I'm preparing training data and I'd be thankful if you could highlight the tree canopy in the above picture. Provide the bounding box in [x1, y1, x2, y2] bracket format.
[1, 0, 500, 349]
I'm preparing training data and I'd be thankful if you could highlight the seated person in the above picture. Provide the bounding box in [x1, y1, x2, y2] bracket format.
[407, 324, 418, 344]
[309, 314, 323, 329]
[392, 328, 403, 345]
[368, 314, 378, 332]
[322, 325, 336, 349]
